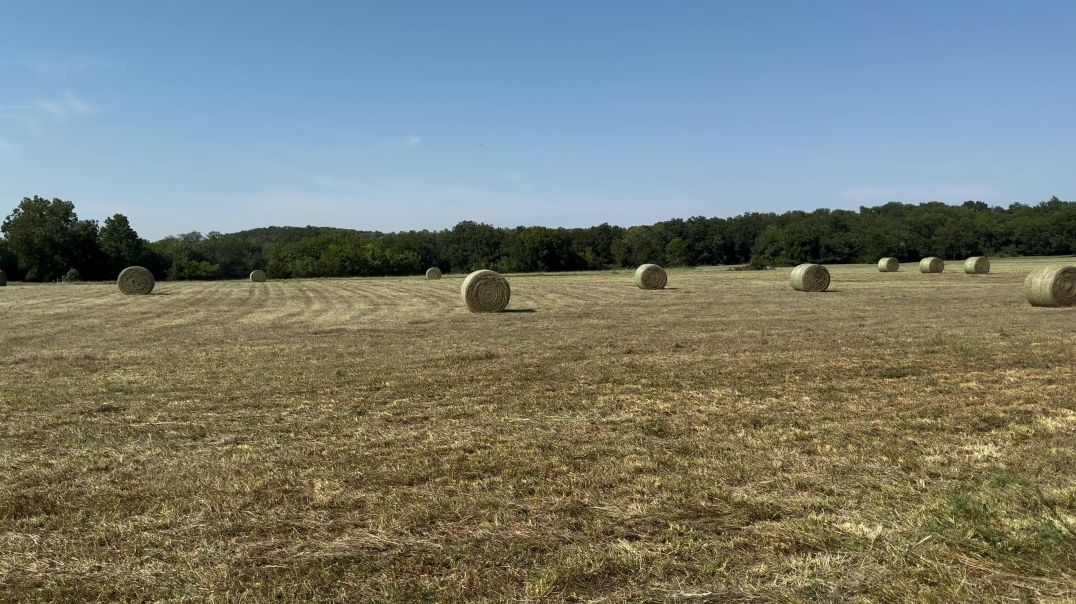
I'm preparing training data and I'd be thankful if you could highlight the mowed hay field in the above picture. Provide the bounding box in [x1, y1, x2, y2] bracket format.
[1, 258, 1074, 602]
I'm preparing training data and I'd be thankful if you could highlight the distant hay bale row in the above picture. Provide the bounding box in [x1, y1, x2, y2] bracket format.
[634, 264, 667, 290]
[1025, 265, 1076, 307]
[426, 267, 442, 280]
[250, 270, 267, 282]
[790, 263, 830, 292]
[461, 269, 511, 312]
[919, 257, 944, 273]
[964, 256, 990, 274]
[878, 257, 899, 272]
[117, 266, 155, 295]
[0, 269, 6, 286]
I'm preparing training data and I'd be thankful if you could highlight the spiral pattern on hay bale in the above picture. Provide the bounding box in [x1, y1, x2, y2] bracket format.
[963, 257, 990, 274]
[634, 264, 667, 290]
[460, 270, 511, 312]
[790, 263, 830, 292]
[1024, 265, 1076, 307]
[426, 267, 442, 280]
[877, 257, 899, 272]
[0, 269, 6, 286]
[250, 270, 267, 282]
[117, 266, 155, 295]
[919, 257, 944, 273]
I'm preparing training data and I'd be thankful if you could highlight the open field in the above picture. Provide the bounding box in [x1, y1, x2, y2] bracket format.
[1, 258, 1074, 602]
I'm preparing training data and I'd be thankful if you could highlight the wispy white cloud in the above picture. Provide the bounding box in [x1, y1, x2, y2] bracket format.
[404, 135, 422, 147]
[497, 170, 526, 181]
[0, 136, 20, 154]
[36, 91, 100, 121]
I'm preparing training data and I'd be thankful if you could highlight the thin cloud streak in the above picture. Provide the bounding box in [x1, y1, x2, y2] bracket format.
[36, 91, 100, 121]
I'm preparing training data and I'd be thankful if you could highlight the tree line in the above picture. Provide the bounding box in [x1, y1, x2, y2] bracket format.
[1, 195, 1073, 282]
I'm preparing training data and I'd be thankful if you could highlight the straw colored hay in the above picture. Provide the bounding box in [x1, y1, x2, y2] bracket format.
[250, 270, 267, 282]
[117, 266, 155, 295]
[919, 257, 944, 273]
[1024, 265, 1076, 307]
[461, 269, 510, 312]
[878, 257, 899, 272]
[426, 267, 442, 280]
[0, 269, 6, 286]
[964, 257, 990, 274]
[790, 263, 830, 292]
[634, 264, 667, 290]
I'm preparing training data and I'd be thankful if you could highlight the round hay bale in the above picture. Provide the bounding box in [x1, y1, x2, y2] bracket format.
[426, 267, 442, 280]
[878, 257, 899, 272]
[963, 257, 990, 274]
[460, 269, 510, 312]
[250, 270, 267, 282]
[1024, 265, 1076, 307]
[634, 264, 667, 290]
[790, 263, 830, 292]
[919, 257, 944, 273]
[117, 266, 155, 295]
[0, 269, 6, 286]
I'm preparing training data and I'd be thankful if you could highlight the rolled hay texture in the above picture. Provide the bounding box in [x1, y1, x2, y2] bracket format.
[919, 257, 944, 273]
[1024, 265, 1076, 307]
[426, 267, 442, 280]
[790, 263, 830, 292]
[461, 269, 511, 312]
[964, 256, 990, 274]
[634, 264, 667, 290]
[117, 266, 155, 295]
[0, 269, 6, 286]
[878, 257, 900, 272]
[250, 270, 267, 282]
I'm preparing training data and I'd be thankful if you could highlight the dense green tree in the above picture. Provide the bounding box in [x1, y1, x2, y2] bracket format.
[100, 214, 146, 275]
[3, 195, 1074, 281]
[1, 196, 106, 281]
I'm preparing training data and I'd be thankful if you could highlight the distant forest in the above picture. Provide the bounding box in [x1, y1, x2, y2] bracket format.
[1, 195, 1074, 281]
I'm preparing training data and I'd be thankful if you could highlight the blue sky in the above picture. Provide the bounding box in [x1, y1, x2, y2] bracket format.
[1, 1, 1073, 240]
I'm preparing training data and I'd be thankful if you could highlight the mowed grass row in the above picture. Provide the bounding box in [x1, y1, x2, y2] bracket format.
[0, 258, 1074, 602]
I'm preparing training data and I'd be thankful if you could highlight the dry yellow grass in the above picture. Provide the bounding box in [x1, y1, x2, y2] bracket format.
[1, 258, 1074, 602]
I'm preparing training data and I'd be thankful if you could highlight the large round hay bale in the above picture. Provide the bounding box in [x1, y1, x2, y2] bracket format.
[790, 263, 830, 292]
[426, 267, 442, 280]
[117, 266, 155, 295]
[963, 257, 990, 274]
[878, 257, 899, 272]
[0, 269, 6, 286]
[250, 270, 267, 282]
[461, 269, 510, 312]
[1024, 265, 1076, 307]
[634, 264, 667, 290]
[919, 257, 944, 273]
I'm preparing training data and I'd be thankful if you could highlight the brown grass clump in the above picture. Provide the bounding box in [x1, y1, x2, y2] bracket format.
[461, 269, 510, 312]
[964, 257, 991, 274]
[426, 267, 442, 280]
[790, 263, 830, 291]
[1024, 265, 1076, 307]
[920, 257, 944, 273]
[878, 257, 899, 272]
[116, 266, 155, 295]
[634, 264, 667, 289]
[249, 270, 267, 282]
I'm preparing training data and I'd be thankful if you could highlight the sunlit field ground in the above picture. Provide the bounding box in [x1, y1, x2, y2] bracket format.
[1, 257, 1074, 602]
